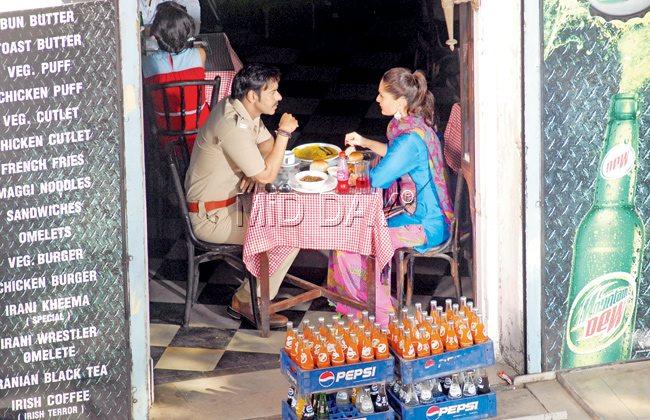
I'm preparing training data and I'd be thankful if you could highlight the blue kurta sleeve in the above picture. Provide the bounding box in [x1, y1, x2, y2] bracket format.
[370, 133, 422, 188]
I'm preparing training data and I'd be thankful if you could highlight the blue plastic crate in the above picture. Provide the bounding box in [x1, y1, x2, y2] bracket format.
[281, 399, 395, 419]
[392, 340, 495, 384]
[280, 350, 395, 394]
[387, 387, 497, 419]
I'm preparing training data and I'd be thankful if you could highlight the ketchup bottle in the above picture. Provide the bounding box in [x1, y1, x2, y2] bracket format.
[336, 152, 350, 194]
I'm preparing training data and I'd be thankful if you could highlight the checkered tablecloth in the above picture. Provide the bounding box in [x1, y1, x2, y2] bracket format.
[203, 32, 243, 104]
[243, 191, 393, 278]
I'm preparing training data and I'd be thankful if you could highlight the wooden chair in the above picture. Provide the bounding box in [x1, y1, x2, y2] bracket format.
[165, 138, 259, 327]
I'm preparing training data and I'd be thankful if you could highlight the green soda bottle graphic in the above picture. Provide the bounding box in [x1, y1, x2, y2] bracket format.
[561, 93, 645, 369]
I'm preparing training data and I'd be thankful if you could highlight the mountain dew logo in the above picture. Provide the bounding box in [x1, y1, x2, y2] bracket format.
[566, 272, 636, 354]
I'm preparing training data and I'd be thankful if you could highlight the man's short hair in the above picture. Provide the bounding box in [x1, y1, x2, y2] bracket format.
[231, 64, 281, 101]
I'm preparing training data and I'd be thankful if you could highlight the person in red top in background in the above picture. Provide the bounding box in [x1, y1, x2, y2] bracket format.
[142, 1, 208, 153]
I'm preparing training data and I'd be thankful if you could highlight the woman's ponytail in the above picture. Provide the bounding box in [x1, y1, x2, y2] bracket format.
[411, 71, 436, 128]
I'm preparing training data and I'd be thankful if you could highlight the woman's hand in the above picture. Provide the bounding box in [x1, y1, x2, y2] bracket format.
[345, 132, 366, 148]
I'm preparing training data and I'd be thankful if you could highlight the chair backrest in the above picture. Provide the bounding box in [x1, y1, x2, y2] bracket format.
[146, 76, 221, 138]
[443, 102, 462, 174]
[166, 138, 202, 246]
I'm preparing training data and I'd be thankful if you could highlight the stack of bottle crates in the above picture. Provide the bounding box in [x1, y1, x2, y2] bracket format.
[386, 298, 497, 419]
[280, 313, 396, 419]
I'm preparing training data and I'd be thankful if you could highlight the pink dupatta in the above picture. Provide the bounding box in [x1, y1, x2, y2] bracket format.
[384, 116, 454, 225]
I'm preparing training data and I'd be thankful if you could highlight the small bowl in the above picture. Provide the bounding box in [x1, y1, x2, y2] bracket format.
[294, 170, 328, 190]
[326, 166, 338, 177]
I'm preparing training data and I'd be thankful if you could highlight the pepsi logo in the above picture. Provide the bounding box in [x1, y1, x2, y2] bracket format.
[425, 359, 435, 369]
[318, 371, 335, 387]
[426, 405, 442, 419]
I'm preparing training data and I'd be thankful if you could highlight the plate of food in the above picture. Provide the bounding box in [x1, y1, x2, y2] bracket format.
[288, 170, 336, 193]
[292, 143, 342, 162]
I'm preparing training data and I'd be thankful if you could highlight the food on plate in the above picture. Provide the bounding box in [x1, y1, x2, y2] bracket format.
[301, 175, 326, 182]
[348, 151, 364, 163]
[310, 160, 329, 172]
[344, 145, 357, 156]
[294, 144, 338, 161]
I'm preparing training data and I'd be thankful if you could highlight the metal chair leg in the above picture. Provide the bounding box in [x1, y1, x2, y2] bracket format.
[406, 255, 416, 307]
[183, 242, 195, 327]
[395, 250, 406, 312]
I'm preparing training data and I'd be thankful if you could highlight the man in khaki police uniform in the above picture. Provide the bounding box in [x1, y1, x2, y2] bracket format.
[185, 64, 299, 327]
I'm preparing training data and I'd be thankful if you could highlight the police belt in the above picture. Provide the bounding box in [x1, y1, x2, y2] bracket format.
[187, 197, 237, 213]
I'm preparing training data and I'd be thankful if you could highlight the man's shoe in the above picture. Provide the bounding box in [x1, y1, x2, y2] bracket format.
[227, 295, 288, 328]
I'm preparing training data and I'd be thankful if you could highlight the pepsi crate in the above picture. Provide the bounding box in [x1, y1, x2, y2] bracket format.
[281, 400, 395, 420]
[280, 350, 395, 394]
[387, 388, 497, 419]
[392, 340, 495, 384]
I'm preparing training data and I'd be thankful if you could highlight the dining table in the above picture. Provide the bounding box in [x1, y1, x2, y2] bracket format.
[242, 185, 395, 337]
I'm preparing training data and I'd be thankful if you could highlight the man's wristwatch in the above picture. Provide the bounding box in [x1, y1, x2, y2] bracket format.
[275, 129, 292, 138]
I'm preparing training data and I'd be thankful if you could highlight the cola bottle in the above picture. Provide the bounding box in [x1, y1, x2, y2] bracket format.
[287, 386, 297, 408]
[442, 376, 452, 395]
[476, 367, 491, 394]
[448, 374, 462, 399]
[374, 384, 390, 413]
[302, 401, 315, 420]
[369, 383, 379, 404]
[463, 371, 478, 397]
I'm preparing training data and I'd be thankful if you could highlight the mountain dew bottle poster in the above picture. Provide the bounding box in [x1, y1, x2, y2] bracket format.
[542, 0, 650, 370]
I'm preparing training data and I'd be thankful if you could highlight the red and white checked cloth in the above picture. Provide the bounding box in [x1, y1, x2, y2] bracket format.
[205, 70, 236, 104]
[243, 192, 394, 279]
[444, 102, 462, 173]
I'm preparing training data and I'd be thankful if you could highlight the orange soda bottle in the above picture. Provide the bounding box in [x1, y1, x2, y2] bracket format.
[416, 327, 431, 358]
[397, 325, 406, 356]
[473, 313, 489, 344]
[401, 308, 412, 328]
[346, 333, 360, 364]
[429, 300, 438, 319]
[459, 296, 470, 317]
[467, 305, 479, 336]
[414, 302, 425, 325]
[366, 314, 376, 332]
[284, 321, 297, 354]
[375, 328, 390, 359]
[371, 322, 382, 348]
[336, 320, 346, 337]
[444, 299, 454, 321]
[297, 338, 315, 370]
[402, 330, 416, 360]
[452, 303, 461, 322]
[315, 335, 331, 368]
[429, 321, 445, 355]
[443, 320, 459, 351]
[407, 315, 418, 338]
[457, 315, 474, 348]
[331, 335, 346, 366]
[290, 332, 303, 361]
[360, 331, 374, 362]
[302, 319, 313, 339]
[318, 316, 329, 338]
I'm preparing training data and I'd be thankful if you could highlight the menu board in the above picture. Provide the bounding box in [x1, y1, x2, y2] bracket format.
[0, 1, 131, 418]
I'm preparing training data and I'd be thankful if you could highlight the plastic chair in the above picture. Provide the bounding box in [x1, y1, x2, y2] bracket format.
[165, 138, 259, 327]
[394, 169, 467, 310]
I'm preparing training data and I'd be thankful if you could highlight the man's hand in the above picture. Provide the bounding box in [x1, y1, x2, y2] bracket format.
[345, 131, 366, 148]
[240, 177, 256, 193]
[278, 113, 299, 134]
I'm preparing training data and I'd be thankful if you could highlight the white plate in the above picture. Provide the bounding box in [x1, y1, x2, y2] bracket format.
[292, 143, 342, 162]
[288, 174, 337, 193]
